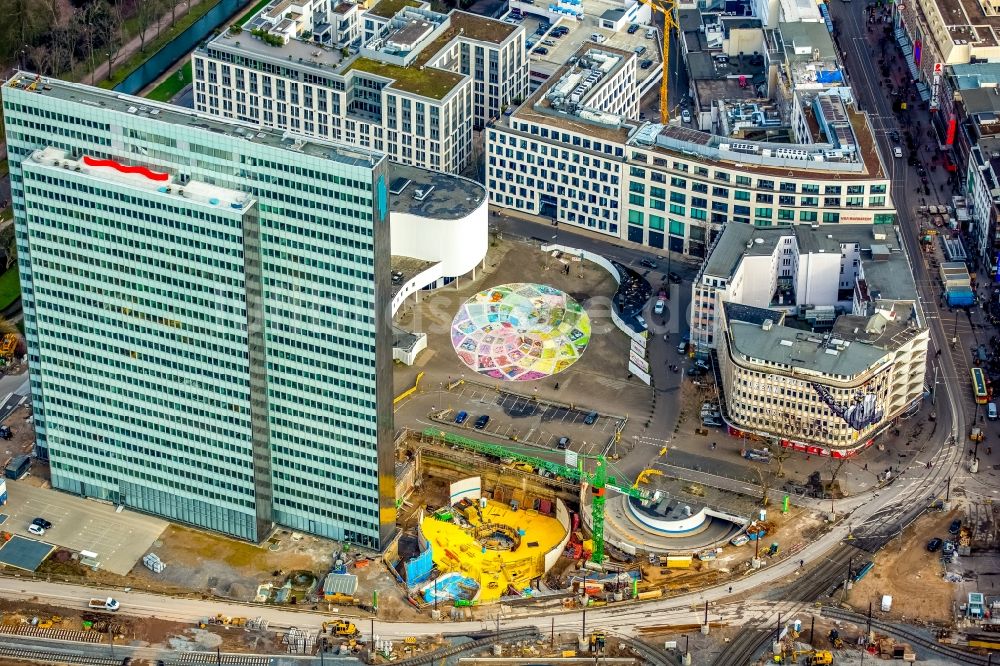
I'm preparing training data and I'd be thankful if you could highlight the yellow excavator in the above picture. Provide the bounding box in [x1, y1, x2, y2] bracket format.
[793, 650, 834, 665]
[636, 0, 678, 123]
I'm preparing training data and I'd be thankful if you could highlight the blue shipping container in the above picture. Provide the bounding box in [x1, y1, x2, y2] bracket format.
[947, 288, 975, 307]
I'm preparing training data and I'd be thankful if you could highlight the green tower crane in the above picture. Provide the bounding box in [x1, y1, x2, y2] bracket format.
[421, 428, 647, 564]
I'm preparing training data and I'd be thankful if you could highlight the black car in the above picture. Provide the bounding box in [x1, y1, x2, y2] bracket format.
[686, 366, 705, 376]
[583, 411, 599, 425]
[627, 23, 639, 34]
[949, 519, 962, 535]
[32, 517, 52, 530]
[668, 271, 682, 284]
[926, 537, 943, 552]
[639, 258, 658, 269]
[474, 415, 490, 430]
[640, 59, 654, 70]
[534, 47, 548, 55]
[552, 26, 569, 35]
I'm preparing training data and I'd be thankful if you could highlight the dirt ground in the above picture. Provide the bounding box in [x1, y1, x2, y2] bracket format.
[0, 596, 283, 657]
[128, 525, 334, 601]
[1, 404, 38, 478]
[845, 509, 961, 623]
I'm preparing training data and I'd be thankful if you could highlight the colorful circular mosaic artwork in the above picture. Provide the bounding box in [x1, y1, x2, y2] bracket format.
[451, 283, 591, 381]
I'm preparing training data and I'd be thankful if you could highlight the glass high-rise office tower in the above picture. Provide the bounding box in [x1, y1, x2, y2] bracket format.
[2, 73, 396, 548]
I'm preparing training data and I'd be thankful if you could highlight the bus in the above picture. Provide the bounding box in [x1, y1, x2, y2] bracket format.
[971, 367, 989, 404]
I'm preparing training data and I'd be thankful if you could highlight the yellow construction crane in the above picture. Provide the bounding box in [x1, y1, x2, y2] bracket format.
[637, 0, 678, 123]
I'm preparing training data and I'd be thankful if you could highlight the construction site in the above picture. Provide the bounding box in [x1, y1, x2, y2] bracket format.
[384, 425, 813, 617]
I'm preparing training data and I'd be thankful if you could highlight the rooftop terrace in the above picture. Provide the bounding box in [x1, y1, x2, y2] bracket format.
[30, 147, 254, 210]
[342, 57, 464, 99]
[367, 0, 423, 19]
[414, 10, 518, 67]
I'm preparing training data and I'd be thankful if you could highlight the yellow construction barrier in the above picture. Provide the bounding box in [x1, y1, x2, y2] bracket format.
[393, 371, 424, 405]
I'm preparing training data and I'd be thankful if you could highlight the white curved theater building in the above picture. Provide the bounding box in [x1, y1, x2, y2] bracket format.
[386, 164, 488, 364]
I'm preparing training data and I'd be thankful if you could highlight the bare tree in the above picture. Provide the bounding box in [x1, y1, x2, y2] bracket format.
[4, 237, 15, 272]
[136, 0, 157, 52]
[96, 0, 124, 81]
[27, 44, 52, 75]
[828, 457, 849, 483]
[153, 0, 166, 39]
[752, 465, 772, 507]
[766, 440, 792, 479]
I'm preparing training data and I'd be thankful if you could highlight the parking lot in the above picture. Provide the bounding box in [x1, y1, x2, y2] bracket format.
[2, 480, 167, 575]
[435, 382, 625, 457]
[518, 0, 661, 85]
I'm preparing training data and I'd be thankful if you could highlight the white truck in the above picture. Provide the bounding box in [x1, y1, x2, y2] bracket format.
[88, 597, 120, 612]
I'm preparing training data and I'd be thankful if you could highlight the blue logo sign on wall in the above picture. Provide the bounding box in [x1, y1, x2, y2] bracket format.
[377, 175, 387, 223]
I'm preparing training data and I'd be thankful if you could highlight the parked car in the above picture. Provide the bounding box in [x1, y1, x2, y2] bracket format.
[557, 436, 570, 450]
[681, 109, 692, 123]
[926, 537, 942, 552]
[646, 27, 656, 38]
[27, 523, 45, 536]
[942, 540, 956, 556]
[534, 47, 548, 55]
[552, 26, 569, 36]
[668, 271, 682, 284]
[640, 59, 654, 70]
[653, 298, 665, 315]
[949, 519, 962, 535]
[687, 367, 704, 377]
[542, 39, 556, 46]
[634, 45, 647, 56]
[730, 533, 749, 547]
[893, 146, 903, 158]
[584, 411, 599, 425]
[32, 517, 52, 530]
[640, 258, 658, 269]
[627, 23, 639, 34]
[474, 415, 490, 429]
[695, 359, 709, 370]
[677, 341, 687, 354]
[702, 417, 722, 427]
[455, 411, 469, 425]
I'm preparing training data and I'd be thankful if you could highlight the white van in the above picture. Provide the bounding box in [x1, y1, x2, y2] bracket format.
[989, 402, 998, 420]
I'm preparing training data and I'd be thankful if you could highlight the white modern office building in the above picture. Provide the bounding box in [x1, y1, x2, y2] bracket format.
[486, 38, 895, 258]
[695, 224, 928, 456]
[1, 73, 487, 548]
[193, 0, 528, 173]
